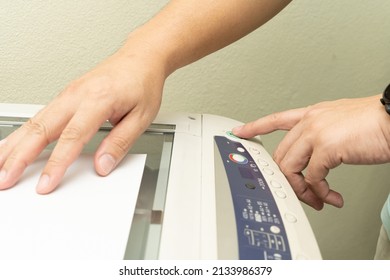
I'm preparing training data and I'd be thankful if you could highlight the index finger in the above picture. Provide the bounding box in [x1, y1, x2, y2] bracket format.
[35, 104, 111, 194]
[232, 107, 308, 139]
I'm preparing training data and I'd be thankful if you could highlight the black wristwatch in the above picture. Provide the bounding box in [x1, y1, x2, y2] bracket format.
[380, 84, 390, 115]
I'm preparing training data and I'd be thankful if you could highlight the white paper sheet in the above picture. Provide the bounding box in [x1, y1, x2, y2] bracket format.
[0, 151, 146, 260]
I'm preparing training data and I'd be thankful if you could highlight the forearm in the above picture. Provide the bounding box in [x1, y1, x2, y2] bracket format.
[119, 0, 292, 77]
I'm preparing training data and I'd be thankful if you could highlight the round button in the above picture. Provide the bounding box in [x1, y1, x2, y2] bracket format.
[237, 147, 245, 153]
[256, 158, 269, 166]
[229, 153, 248, 164]
[262, 168, 274, 175]
[249, 147, 260, 154]
[226, 131, 241, 140]
[270, 180, 282, 189]
[270, 225, 281, 234]
[245, 183, 256, 190]
[275, 190, 287, 199]
[284, 213, 297, 223]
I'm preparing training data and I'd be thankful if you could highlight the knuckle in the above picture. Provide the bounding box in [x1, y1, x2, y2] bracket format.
[46, 155, 66, 168]
[62, 81, 78, 95]
[84, 76, 112, 99]
[7, 153, 29, 170]
[109, 135, 131, 155]
[63, 77, 113, 103]
[304, 105, 322, 119]
[268, 112, 281, 125]
[278, 162, 289, 175]
[60, 126, 84, 143]
[24, 119, 51, 142]
[304, 176, 316, 187]
[272, 152, 281, 164]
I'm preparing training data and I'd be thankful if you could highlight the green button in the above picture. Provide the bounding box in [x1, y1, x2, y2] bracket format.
[226, 131, 241, 139]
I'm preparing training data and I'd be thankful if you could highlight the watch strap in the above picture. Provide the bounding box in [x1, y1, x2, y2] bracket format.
[380, 83, 390, 115]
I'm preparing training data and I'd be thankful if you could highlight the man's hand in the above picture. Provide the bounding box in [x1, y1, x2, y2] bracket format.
[233, 95, 390, 210]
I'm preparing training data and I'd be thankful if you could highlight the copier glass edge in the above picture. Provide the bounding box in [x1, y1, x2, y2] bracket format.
[0, 104, 321, 260]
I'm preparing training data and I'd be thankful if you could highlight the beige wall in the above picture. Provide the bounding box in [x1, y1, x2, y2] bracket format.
[1, 0, 390, 259]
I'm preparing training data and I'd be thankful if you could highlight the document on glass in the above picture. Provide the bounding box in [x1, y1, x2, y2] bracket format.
[0, 151, 146, 260]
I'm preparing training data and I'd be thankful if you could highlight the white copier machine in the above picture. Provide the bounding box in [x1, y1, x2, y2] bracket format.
[0, 103, 321, 260]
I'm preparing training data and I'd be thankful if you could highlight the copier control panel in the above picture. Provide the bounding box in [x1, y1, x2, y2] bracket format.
[215, 135, 291, 260]
[202, 113, 321, 260]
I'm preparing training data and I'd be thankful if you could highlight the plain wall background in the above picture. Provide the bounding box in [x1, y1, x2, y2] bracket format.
[1, 0, 390, 259]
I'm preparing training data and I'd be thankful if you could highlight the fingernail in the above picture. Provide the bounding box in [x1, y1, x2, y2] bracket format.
[36, 174, 50, 193]
[335, 198, 344, 208]
[0, 169, 7, 182]
[98, 154, 116, 175]
[232, 126, 243, 134]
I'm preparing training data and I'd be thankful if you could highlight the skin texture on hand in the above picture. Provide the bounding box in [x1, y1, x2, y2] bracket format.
[0, 0, 292, 194]
[233, 95, 390, 210]
[0, 50, 165, 194]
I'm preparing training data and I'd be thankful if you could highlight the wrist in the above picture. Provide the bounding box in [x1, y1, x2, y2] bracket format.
[117, 28, 174, 80]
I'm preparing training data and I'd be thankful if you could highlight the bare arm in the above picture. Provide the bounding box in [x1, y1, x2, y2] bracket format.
[0, 0, 292, 193]
[131, 0, 292, 74]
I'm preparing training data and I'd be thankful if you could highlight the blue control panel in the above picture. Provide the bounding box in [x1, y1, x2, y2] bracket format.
[214, 136, 292, 260]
